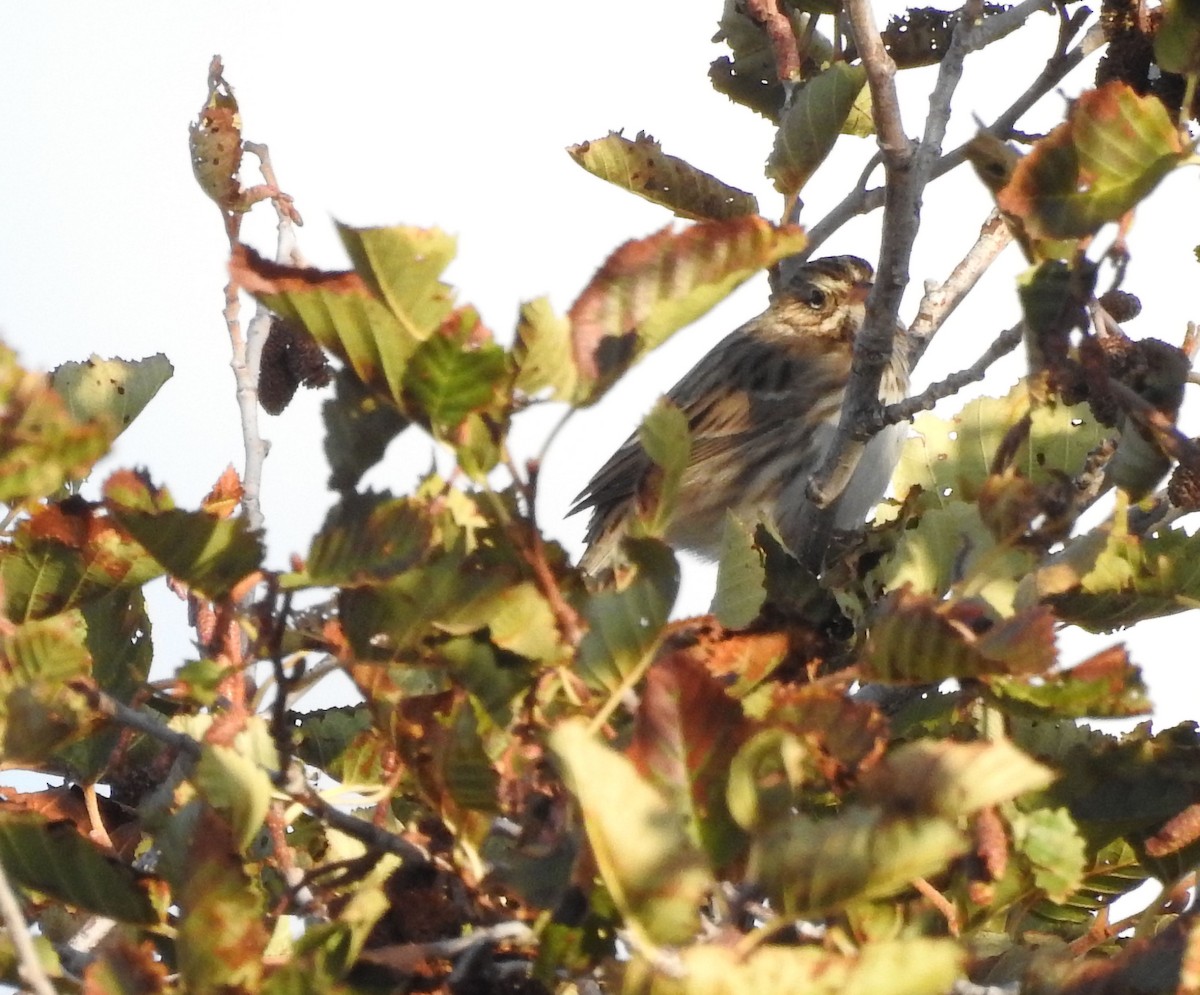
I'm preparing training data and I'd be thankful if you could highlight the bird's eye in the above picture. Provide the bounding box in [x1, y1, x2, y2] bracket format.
[804, 287, 828, 310]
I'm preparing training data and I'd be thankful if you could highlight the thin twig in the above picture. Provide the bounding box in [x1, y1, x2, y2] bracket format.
[80, 683, 433, 868]
[747, 0, 801, 82]
[78, 683, 201, 758]
[266, 587, 298, 778]
[0, 859, 58, 995]
[907, 211, 1014, 361]
[226, 142, 300, 533]
[280, 765, 431, 866]
[873, 321, 1024, 430]
[802, 12, 1096, 258]
[912, 876, 962, 936]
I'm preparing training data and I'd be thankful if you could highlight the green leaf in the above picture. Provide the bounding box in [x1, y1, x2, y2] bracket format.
[1012, 806, 1087, 902]
[430, 636, 529, 728]
[56, 589, 154, 779]
[110, 505, 264, 600]
[440, 580, 564, 666]
[768, 63, 868, 195]
[568, 131, 758, 220]
[0, 343, 111, 506]
[864, 588, 1058, 682]
[0, 812, 158, 923]
[1026, 523, 1200, 631]
[294, 491, 432, 588]
[997, 82, 1190, 242]
[337, 543, 515, 666]
[893, 380, 1107, 508]
[512, 297, 578, 402]
[336, 222, 456, 340]
[440, 694, 502, 814]
[636, 399, 691, 537]
[1156, 0, 1200, 74]
[576, 539, 678, 692]
[750, 806, 968, 917]
[175, 810, 270, 992]
[726, 728, 812, 832]
[568, 218, 807, 401]
[50, 353, 173, 441]
[0, 612, 95, 762]
[551, 718, 714, 946]
[875, 502, 1035, 614]
[230, 243, 420, 408]
[195, 741, 275, 854]
[984, 645, 1151, 719]
[864, 738, 1056, 819]
[712, 513, 768, 629]
[290, 705, 372, 779]
[401, 307, 509, 467]
[322, 367, 409, 493]
[0, 502, 163, 622]
[641, 939, 962, 995]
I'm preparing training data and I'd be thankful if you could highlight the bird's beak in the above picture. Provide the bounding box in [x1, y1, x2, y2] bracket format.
[848, 280, 873, 305]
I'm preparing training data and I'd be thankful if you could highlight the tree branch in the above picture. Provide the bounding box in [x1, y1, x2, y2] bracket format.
[804, 0, 982, 533]
[79, 683, 433, 868]
[228, 141, 301, 533]
[873, 321, 1024, 431]
[0, 860, 57, 995]
[802, 7, 1096, 258]
[907, 210, 1014, 361]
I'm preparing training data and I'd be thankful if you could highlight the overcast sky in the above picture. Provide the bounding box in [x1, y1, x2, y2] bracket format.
[2, 3, 1197, 725]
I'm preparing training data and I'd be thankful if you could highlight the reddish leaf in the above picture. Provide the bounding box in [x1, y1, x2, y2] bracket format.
[567, 217, 806, 397]
[627, 653, 753, 871]
[769, 685, 889, 782]
[997, 83, 1188, 243]
[201, 465, 243, 519]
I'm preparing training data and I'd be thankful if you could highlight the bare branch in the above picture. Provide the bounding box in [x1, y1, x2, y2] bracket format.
[280, 765, 432, 867]
[795, 0, 1082, 569]
[80, 683, 433, 868]
[0, 859, 58, 995]
[225, 142, 302, 533]
[803, 10, 1095, 258]
[795, 0, 917, 564]
[874, 321, 1024, 430]
[907, 210, 1014, 360]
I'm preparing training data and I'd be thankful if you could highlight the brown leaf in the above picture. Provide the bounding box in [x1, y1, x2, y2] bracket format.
[82, 937, 169, 995]
[201, 465, 243, 519]
[229, 242, 371, 300]
[769, 685, 889, 783]
[973, 805, 1009, 883]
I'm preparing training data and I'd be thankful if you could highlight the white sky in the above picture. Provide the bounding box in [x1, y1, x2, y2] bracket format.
[1, 4, 1197, 725]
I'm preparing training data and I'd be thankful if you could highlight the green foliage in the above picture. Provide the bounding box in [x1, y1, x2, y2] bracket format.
[3, 14, 1200, 995]
[768, 63, 869, 195]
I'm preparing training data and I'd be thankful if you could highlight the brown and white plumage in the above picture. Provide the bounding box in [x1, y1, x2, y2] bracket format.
[571, 255, 909, 575]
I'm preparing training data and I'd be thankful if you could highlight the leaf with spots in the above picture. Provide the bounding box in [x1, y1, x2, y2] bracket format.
[568, 131, 758, 220]
[997, 82, 1190, 244]
[568, 217, 807, 401]
[50, 354, 173, 443]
